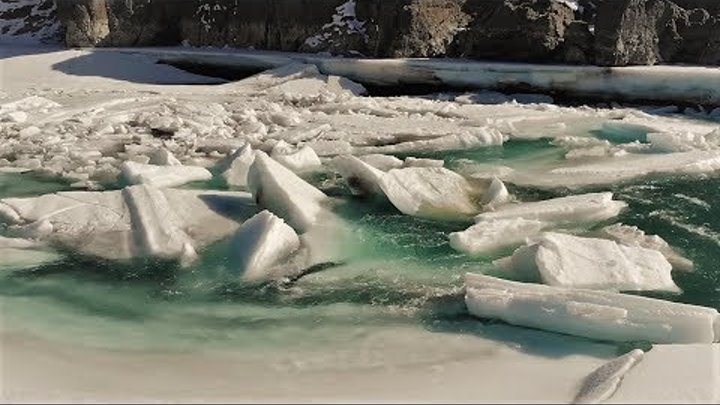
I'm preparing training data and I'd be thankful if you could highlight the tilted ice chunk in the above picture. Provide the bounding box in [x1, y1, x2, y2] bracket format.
[221, 144, 255, 188]
[499, 233, 679, 292]
[449, 218, 546, 256]
[481, 177, 511, 208]
[358, 154, 403, 171]
[464, 273, 720, 344]
[121, 161, 212, 188]
[380, 167, 481, 221]
[574, 349, 644, 404]
[403, 157, 444, 168]
[230, 210, 300, 282]
[122, 185, 197, 263]
[607, 344, 720, 404]
[332, 155, 386, 196]
[475, 193, 626, 226]
[247, 151, 329, 233]
[596, 224, 694, 272]
[271, 144, 322, 173]
[0, 187, 255, 261]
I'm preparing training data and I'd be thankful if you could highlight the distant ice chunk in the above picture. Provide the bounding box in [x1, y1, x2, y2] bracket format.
[230, 210, 300, 282]
[121, 161, 212, 188]
[357, 128, 504, 154]
[475, 193, 626, 226]
[149, 148, 182, 166]
[449, 218, 546, 256]
[574, 349, 644, 404]
[248, 151, 329, 233]
[403, 157, 444, 168]
[481, 177, 511, 209]
[465, 273, 719, 344]
[607, 344, 720, 404]
[221, 144, 255, 188]
[499, 232, 679, 292]
[271, 142, 322, 172]
[648, 129, 720, 153]
[596, 224, 694, 272]
[358, 154, 403, 171]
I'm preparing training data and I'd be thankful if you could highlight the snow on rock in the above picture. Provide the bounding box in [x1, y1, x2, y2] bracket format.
[221, 144, 255, 188]
[595, 224, 694, 272]
[464, 273, 720, 344]
[247, 151, 329, 233]
[358, 154, 403, 171]
[121, 161, 212, 188]
[379, 167, 481, 221]
[475, 193, 627, 226]
[230, 210, 301, 282]
[449, 218, 547, 256]
[0, 186, 255, 262]
[271, 143, 322, 173]
[573, 349, 644, 404]
[606, 344, 720, 404]
[498, 232, 679, 292]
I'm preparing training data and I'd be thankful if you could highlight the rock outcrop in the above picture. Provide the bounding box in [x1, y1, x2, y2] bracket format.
[2, 0, 718, 67]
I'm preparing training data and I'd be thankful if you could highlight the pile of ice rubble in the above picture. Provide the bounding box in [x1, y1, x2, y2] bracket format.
[2, 60, 720, 390]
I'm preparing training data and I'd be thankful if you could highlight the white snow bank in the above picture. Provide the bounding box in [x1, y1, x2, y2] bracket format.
[465, 273, 720, 344]
[596, 224, 694, 272]
[221, 144, 255, 188]
[607, 344, 720, 404]
[121, 161, 212, 188]
[230, 210, 300, 282]
[574, 349, 644, 404]
[247, 151, 329, 233]
[498, 232, 679, 292]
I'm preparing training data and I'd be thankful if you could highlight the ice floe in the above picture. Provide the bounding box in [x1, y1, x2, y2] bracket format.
[496, 232, 679, 292]
[465, 273, 720, 344]
[595, 224, 694, 272]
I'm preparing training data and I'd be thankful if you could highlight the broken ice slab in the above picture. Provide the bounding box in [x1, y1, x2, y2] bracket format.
[0, 186, 257, 262]
[247, 151, 330, 234]
[220, 144, 255, 188]
[230, 210, 300, 282]
[121, 161, 212, 188]
[595, 224, 694, 272]
[574, 349, 644, 404]
[449, 193, 626, 256]
[464, 273, 720, 344]
[474, 193, 627, 225]
[497, 232, 679, 293]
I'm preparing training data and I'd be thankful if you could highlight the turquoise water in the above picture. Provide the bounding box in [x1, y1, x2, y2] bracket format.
[1, 140, 719, 352]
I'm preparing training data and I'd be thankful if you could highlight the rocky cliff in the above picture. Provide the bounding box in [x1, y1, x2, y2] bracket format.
[4, 0, 720, 67]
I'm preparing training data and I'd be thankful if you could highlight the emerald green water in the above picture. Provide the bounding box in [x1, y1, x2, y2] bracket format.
[1, 140, 719, 352]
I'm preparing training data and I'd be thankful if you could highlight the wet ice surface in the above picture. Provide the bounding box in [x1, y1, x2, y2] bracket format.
[2, 45, 720, 402]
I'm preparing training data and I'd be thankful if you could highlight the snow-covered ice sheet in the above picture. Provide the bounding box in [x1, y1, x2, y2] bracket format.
[607, 344, 720, 404]
[465, 273, 720, 344]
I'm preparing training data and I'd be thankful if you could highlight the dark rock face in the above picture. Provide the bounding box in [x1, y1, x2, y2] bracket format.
[48, 0, 720, 67]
